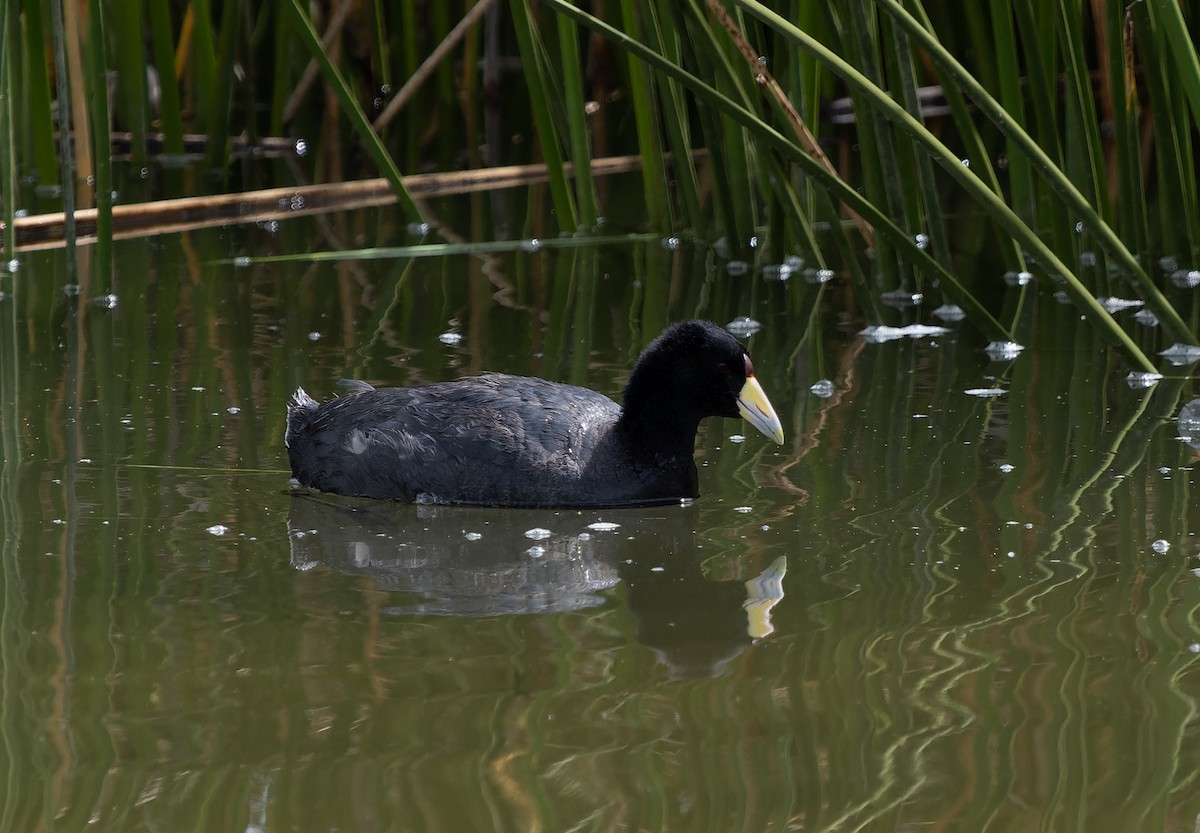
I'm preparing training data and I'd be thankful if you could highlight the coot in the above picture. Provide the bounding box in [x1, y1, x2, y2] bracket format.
[285, 320, 784, 507]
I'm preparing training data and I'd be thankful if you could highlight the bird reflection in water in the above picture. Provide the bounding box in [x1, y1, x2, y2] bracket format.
[287, 494, 786, 678]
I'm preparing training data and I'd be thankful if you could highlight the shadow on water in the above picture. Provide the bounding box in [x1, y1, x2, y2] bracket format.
[287, 493, 786, 678]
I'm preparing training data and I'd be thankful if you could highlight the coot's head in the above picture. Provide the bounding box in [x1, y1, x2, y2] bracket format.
[621, 320, 785, 450]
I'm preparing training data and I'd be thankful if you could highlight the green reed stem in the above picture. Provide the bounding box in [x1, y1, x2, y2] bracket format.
[281, 0, 425, 221]
[509, 0, 578, 230]
[84, 0, 113, 278]
[111, 0, 148, 166]
[0, 0, 15, 260]
[555, 13, 598, 228]
[149, 0, 186, 156]
[873, 0, 1192, 346]
[538, 0, 1010, 340]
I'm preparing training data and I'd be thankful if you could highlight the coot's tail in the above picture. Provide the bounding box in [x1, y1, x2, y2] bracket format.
[284, 387, 319, 464]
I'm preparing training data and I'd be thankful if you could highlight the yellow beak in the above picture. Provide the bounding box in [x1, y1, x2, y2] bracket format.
[737, 374, 785, 445]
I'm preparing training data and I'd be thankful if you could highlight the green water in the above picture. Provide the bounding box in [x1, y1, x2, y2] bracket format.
[2, 222, 1200, 832]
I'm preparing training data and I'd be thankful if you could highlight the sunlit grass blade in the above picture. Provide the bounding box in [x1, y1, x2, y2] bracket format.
[873, 0, 1192, 345]
[281, 0, 425, 222]
[538, 0, 1009, 339]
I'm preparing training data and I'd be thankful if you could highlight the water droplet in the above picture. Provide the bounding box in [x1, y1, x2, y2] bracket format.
[438, 331, 463, 346]
[985, 341, 1024, 361]
[933, 304, 965, 322]
[1160, 343, 1200, 366]
[729, 434, 746, 443]
[661, 236, 680, 251]
[207, 524, 229, 536]
[233, 256, 252, 267]
[93, 293, 118, 310]
[307, 332, 321, 341]
[964, 387, 1005, 398]
[998, 463, 1015, 473]
[1159, 255, 1179, 272]
[63, 284, 80, 296]
[227, 406, 241, 415]
[880, 289, 923, 308]
[524, 528, 552, 540]
[1003, 270, 1032, 287]
[960, 158, 971, 167]
[4, 259, 19, 273]
[464, 532, 482, 541]
[804, 268, 834, 284]
[526, 546, 546, 557]
[1098, 297, 1144, 313]
[1170, 269, 1200, 288]
[1152, 539, 1170, 554]
[733, 506, 753, 513]
[1080, 251, 1096, 267]
[521, 238, 542, 252]
[294, 139, 308, 156]
[1177, 399, 1200, 448]
[587, 522, 620, 532]
[762, 263, 793, 281]
[726, 316, 762, 337]
[914, 233, 929, 250]
[810, 379, 834, 398]
[1074, 221, 1085, 233]
[1123, 372, 1161, 391]
[1133, 308, 1159, 327]
[726, 260, 750, 276]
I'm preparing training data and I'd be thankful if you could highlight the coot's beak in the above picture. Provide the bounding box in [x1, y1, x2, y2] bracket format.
[737, 374, 785, 444]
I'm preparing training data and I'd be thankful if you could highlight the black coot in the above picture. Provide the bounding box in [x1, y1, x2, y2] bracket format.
[285, 320, 784, 507]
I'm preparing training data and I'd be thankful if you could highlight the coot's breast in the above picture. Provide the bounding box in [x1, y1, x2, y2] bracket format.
[286, 374, 693, 507]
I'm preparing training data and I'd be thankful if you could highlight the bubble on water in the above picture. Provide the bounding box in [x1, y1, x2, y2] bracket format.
[233, 256, 252, 267]
[295, 139, 309, 156]
[1080, 251, 1097, 268]
[810, 379, 834, 398]
[464, 532, 482, 541]
[1003, 270, 1032, 287]
[63, 284, 80, 296]
[4, 259, 19, 274]
[784, 255, 805, 270]
[661, 236, 681, 251]
[725, 260, 750, 277]
[1075, 220, 1085, 233]
[227, 406, 241, 415]
[290, 194, 306, 210]
[1160, 343, 1200, 366]
[587, 522, 620, 532]
[307, 332, 321, 342]
[762, 263, 793, 281]
[933, 304, 966, 322]
[1123, 374, 1161, 393]
[713, 237, 732, 259]
[93, 293, 118, 310]
[407, 222, 430, 237]
[1152, 539, 1170, 554]
[998, 463, 1015, 473]
[985, 341, 1024, 361]
[726, 316, 762, 337]
[526, 546, 545, 557]
[1133, 308, 1159, 327]
[914, 233, 929, 250]
[880, 289, 923, 308]
[733, 506, 753, 514]
[525, 528, 552, 540]
[1098, 297, 1143, 313]
[804, 268, 834, 284]
[207, 524, 229, 536]
[438, 331, 463, 346]
[1170, 269, 1200, 288]
[1159, 255, 1179, 272]
[1177, 399, 1200, 448]
[729, 434, 746, 444]
[965, 387, 1006, 398]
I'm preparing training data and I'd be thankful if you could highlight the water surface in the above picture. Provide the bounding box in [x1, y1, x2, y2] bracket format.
[2, 223, 1200, 832]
